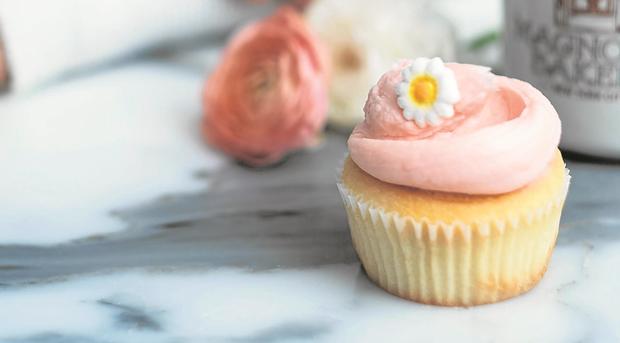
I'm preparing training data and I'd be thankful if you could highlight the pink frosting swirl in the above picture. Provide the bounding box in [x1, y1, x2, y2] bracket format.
[348, 61, 561, 195]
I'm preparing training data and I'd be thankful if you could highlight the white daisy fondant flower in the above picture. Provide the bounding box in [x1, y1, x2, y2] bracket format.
[396, 57, 460, 128]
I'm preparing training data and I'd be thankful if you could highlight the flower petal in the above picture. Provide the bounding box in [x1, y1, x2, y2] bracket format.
[438, 80, 460, 103]
[413, 117, 427, 128]
[426, 57, 444, 75]
[396, 82, 409, 96]
[425, 110, 442, 126]
[402, 67, 414, 80]
[403, 108, 416, 120]
[433, 102, 454, 118]
[411, 58, 429, 75]
[412, 108, 427, 128]
[397, 96, 410, 110]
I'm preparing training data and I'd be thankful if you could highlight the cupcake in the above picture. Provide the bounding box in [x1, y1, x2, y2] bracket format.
[337, 57, 569, 306]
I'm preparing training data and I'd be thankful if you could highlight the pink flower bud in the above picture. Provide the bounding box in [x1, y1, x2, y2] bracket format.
[203, 6, 329, 167]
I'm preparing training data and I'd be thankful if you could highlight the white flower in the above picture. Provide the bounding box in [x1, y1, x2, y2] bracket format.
[395, 57, 460, 128]
[305, 0, 455, 129]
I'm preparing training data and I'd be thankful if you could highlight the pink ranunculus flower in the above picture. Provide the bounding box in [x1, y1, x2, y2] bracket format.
[203, 6, 329, 167]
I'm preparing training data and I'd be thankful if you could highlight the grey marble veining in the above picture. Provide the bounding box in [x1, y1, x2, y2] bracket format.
[0, 133, 354, 286]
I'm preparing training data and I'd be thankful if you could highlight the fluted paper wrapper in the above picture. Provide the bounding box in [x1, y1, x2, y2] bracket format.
[337, 174, 569, 306]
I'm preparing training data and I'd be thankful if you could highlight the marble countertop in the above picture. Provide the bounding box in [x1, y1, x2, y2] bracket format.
[1, 53, 620, 343]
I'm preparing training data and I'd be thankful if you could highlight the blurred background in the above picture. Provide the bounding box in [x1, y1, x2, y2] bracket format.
[0, 0, 502, 245]
[0, 0, 501, 92]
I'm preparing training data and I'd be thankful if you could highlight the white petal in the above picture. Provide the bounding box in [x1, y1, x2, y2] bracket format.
[434, 72, 451, 88]
[403, 108, 415, 120]
[434, 102, 454, 118]
[412, 108, 425, 121]
[426, 57, 445, 75]
[402, 67, 413, 80]
[439, 81, 460, 103]
[436, 69, 460, 103]
[442, 67, 456, 79]
[413, 118, 426, 128]
[397, 96, 410, 110]
[396, 82, 409, 96]
[411, 58, 429, 75]
[425, 111, 442, 126]
[412, 108, 427, 128]
[414, 120, 426, 128]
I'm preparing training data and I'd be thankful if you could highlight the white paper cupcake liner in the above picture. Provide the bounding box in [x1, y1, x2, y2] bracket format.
[337, 169, 570, 306]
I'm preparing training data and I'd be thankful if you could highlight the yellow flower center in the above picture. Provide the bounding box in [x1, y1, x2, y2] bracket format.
[409, 75, 438, 108]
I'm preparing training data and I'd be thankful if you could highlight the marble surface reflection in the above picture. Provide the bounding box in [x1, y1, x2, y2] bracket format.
[1, 59, 620, 342]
